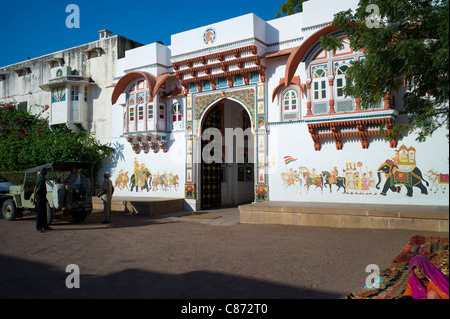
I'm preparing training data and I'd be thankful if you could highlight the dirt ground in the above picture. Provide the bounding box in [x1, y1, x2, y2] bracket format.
[0, 209, 446, 301]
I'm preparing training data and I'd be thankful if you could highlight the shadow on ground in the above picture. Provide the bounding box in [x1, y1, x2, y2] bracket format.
[0, 254, 339, 299]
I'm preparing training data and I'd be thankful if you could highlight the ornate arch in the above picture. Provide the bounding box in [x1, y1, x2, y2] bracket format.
[284, 25, 340, 87]
[195, 88, 256, 130]
[111, 71, 157, 104]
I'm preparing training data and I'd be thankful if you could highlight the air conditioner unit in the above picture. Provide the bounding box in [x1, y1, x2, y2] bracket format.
[51, 66, 72, 79]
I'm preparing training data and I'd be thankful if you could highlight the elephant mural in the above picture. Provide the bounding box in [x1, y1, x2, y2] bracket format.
[376, 159, 429, 197]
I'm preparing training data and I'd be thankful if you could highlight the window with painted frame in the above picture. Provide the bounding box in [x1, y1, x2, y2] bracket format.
[147, 103, 154, 119]
[335, 64, 349, 99]
[312, 67, 327, 101]
[159, 104, 165, 120]
[129, 107, 135, 122]
[71, 86, 79, 101]
[172, 103, 182, 121]
[282, 88, 300, 121]
[138, 105, 144, 121]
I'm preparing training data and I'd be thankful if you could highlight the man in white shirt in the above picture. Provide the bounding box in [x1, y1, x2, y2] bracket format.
[97, 172, 113, 224]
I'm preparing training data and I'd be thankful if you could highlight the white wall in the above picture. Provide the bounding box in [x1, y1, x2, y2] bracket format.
[170, 13, 267, 58]
[268, 122, 449, 206]
[302, 0, 359, 29]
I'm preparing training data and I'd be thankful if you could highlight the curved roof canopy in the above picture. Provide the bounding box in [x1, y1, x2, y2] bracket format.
[284, 25, 340, 87]
[111, 71, 157, 105]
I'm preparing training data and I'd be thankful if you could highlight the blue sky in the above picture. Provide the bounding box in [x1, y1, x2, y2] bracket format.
[0, 0, 286, 67]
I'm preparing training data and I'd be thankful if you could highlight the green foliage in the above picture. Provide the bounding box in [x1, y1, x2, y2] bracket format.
[276, 0, 309, 18]
[320, 0, 449, 142]
[0, 102, 114, 175]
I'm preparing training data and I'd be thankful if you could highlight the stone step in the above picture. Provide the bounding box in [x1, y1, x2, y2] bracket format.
[92, 197, 184, 216]
[239, 201, 449, 232]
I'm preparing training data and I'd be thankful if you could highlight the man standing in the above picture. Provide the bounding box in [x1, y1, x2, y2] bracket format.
[97, 172, 113, 224]
[33, 168, 52, 232]
[63, 166, 81, 210]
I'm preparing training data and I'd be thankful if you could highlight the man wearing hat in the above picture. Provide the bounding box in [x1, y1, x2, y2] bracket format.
[33, 168, 53, 232]
[97, 171, 114, 224]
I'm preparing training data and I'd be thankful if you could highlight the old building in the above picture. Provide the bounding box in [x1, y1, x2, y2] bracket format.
[0, 30, 142, 143]
[1, 0, 448, 226]
[106, 0, 448, 216]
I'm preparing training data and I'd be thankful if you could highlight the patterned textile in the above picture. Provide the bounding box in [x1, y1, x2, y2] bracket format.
[391, 170, 412, 187]
[439, 174, 449, 184]
[347, 236, 449, 299]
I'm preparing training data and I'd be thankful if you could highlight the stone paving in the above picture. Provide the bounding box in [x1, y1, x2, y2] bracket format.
[0, 207, 446, 302]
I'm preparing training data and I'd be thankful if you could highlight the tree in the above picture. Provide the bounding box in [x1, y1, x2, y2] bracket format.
[276, 0, 309, 18]
[319, 0, 449, 142]
[0, 102, 114, 176]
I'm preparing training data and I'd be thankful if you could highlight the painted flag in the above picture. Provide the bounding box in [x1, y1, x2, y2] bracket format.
[284, 156, 297, 165]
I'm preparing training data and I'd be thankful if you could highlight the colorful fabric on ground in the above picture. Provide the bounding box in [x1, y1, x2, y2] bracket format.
[347, 236, 449, 299]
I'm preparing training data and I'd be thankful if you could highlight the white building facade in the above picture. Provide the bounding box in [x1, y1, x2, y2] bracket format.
[1, 0, 447, 212]
[107, 0, 449, 211]
[0, 31, 142, 143]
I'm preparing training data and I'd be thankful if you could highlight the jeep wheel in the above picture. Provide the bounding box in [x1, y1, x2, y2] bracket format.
[47, 203, 53, 225]
[2, 199, 16, 221]
[71, 209, 87, 223]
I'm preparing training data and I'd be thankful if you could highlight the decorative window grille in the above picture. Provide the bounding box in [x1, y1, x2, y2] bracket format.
[312, 102, 328, 115]
[189, 82, 198, 92]
[234, 74, 244, 85]
[217, 77, 228, 88]
[130, 107, 135, 121]
[203, 80, 211, 91]
[250, 71, 260, 83]
[336, 99, 355, 113]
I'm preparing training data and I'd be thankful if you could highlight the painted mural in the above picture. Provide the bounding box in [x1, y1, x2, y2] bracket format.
[114, 158, 179, 193]
[426, 169, 449, 194]
[280, 145, 448, 198]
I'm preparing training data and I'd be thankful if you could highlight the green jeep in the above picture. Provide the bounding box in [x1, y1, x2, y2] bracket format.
[1, 162, 94, 223]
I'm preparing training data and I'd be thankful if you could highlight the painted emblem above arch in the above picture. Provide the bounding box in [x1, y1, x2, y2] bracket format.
[203, 28, 216, 45]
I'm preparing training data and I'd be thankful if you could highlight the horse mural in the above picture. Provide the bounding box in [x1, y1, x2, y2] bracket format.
[152, 172, 179, 191]
[322, 170, 347, 194]
[376, 159, 429, 197]
[281, 169, 303, 193]
[300, 167, 324, 193]
[426, 169, 449, 194]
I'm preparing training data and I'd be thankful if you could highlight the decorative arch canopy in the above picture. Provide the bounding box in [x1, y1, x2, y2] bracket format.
[271, 76, 305, 102]
[284, 25, 340, 87]
[111, 71, 157, 105]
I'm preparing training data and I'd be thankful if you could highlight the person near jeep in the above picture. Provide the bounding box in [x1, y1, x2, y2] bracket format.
[33, 168, 52, 232]
[63, 166, 81, 209]
[97, 172, 113, 224]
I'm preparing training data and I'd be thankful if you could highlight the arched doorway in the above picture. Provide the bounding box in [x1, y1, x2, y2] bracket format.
[200, 99, 254, 209]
